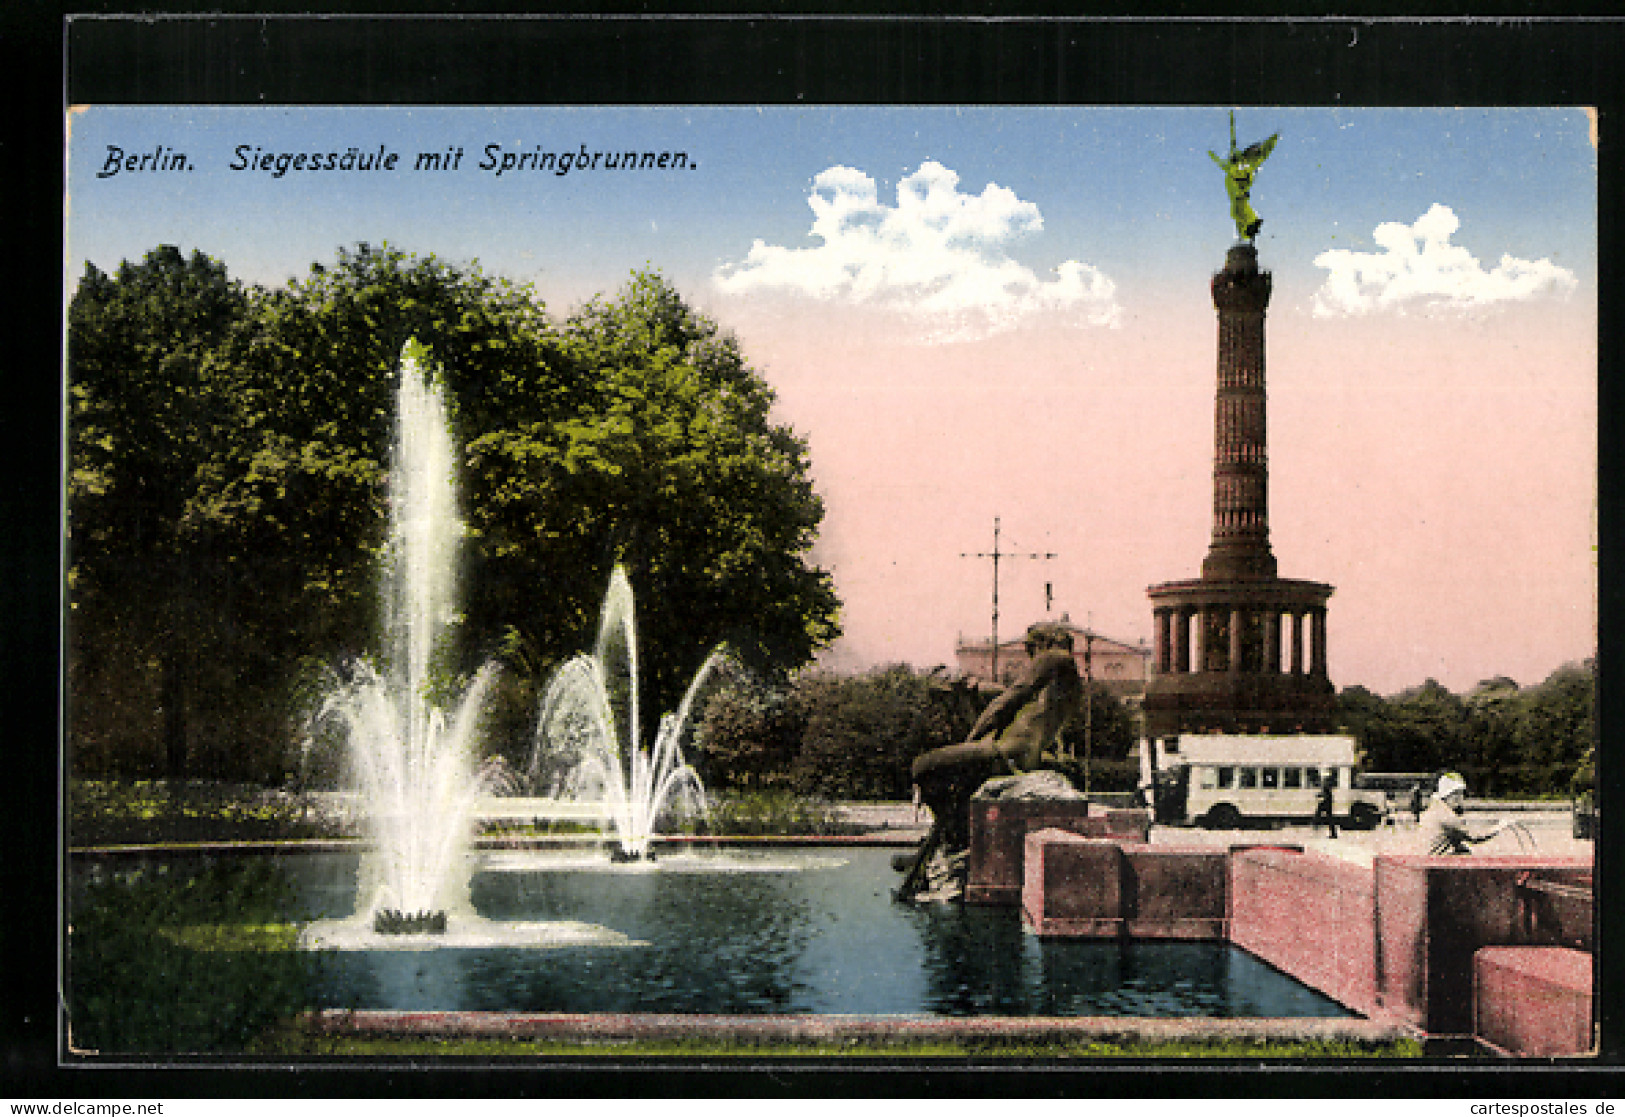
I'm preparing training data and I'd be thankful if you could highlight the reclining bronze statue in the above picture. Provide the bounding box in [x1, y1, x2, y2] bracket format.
[896, 622, 1085, 901]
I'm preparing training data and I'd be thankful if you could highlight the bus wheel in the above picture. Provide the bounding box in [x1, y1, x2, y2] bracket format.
[1203, 804, 1242, 830]
[1349, 803, 1382, 830]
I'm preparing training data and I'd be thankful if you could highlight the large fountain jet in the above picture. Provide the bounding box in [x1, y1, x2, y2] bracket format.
[301, 343, 642, 952]
[531, 567, 722, 860]
[313, 340, 496, 928]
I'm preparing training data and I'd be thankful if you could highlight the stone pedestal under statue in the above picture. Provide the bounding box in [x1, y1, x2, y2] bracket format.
[965, 776, 1150, 905]
[901, 769, 1086, 903]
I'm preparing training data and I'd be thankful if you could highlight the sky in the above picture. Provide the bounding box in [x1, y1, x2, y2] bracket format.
[64, 106, 1597, 696]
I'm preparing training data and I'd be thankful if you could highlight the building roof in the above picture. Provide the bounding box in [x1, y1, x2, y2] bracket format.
[955, 618, 1149, 659]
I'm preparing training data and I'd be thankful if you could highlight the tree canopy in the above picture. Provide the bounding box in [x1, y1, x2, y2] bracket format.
[464, 271, 840, 724]
[67, 244, 840, 781]
[68, 247, 251, 777]
[1336, 662, 1594, 797]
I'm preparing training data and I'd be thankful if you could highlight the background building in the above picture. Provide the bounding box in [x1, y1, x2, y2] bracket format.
[955, 614, 1151, 708]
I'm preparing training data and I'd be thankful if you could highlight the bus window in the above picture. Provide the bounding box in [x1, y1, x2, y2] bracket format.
[1261, 767, 1279, 789]
[1217, 766, 1235, 789]
[1198, 767, 1216, 789]
[1238, 767, 1258, 790]
[1324, 768, 1340, 788]
[1305, 767, 1321, 788]
[1283, 767, 1302, 790]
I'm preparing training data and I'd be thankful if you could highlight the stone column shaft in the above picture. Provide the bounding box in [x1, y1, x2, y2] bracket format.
[1203, 243, 1278, 581]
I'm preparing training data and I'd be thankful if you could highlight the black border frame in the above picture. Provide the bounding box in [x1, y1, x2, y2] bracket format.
[8, 6, 1621, 1098]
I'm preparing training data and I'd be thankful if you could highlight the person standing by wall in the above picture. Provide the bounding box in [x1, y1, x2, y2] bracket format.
[1419, 772, 1503, 854]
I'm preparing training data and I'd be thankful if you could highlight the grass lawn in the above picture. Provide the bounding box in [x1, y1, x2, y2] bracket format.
[256, 1026, 1426, 1061]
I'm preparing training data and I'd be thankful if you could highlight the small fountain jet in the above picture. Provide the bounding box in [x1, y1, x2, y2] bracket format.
[531, 566, 724, 861]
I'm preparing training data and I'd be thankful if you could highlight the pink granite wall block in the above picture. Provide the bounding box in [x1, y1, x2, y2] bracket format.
[1229, 848, 1379, 1018]
[1022, 834, 1230, 940]
[1374, 856, 1593, 1036]
[1022, 829, 1127, 937]
[1104, 808, 1153, 841]
[966, 799, 1108, 905]
[1474, 947, 1594, 1057]
[1123, 846, 1228, 940]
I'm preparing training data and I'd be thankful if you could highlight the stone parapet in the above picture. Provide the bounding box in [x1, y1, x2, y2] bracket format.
[1022, 831, 1228, 940]
[1473, 947, 1594, 1057]
[1229, 848, 1380, 1018]
[1013, 831, 1596, 1052]
[1373, 855, 1594, 1036]
[966, 798, 1102, 905]
[303, 1008, 1416, 1048]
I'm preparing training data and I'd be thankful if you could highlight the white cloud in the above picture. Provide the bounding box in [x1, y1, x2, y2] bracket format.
[714, 161, 1122, 342]
[1312, 203, 1577, 317]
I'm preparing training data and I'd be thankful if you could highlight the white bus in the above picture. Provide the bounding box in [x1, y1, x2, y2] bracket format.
[1143, 733, 1388, 830]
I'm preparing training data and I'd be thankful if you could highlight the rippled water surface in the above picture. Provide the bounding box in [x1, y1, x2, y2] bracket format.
[289, 848, 1352, 1017]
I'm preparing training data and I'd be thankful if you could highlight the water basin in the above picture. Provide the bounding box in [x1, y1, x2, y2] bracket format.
[289, 847, 1353, 1017]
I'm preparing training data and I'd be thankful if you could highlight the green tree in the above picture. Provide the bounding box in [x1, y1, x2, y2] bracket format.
[1058, 684, 1137, 763]
[1340, 666, 1595, 799]
[67, 246, 250, 778]
[465, 270, 841, 729]
[1462, 676, 1522, 796]
[152, 245, 568, 778]
[1337, 679, 1471, 778]
[1508, 660, 1594, 794]
[202, 246, 570, 769]
[1571, 744, 1595, 801]
[202, 243, 563, 654]
[69, 248, 841, 782]
[1383, 679, 1469, 776]
[1337, 684, 1401, 771]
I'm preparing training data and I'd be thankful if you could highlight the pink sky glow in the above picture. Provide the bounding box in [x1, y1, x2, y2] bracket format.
[716, 290, 1596, 698]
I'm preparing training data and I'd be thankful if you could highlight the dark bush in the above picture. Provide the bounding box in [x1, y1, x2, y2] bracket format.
[691, 680, 805, 792]
[790, 666, 970, 801]
[68, 780, 349, 847]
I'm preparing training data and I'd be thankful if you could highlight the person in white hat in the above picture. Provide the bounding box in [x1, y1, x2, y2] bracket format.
[1419, 772, 1503, 855]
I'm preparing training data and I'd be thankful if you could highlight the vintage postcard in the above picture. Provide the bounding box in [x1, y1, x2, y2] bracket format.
[56, 20, 1599, 1079]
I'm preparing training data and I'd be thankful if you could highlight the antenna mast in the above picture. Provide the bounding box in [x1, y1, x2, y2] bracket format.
[961, 516, 1057, 685]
